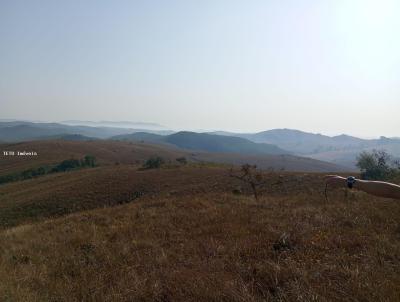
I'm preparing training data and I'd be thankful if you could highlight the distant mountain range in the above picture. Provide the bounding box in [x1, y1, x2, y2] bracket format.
[0, 139, 348, 173]
[0, 121, 172, 141]
[61, 120, 167, 130]
[1, 121, 399, 169]
[210, 129, 400, 168]
[112, 131, 288, 155]
[211, 129, 383, 153]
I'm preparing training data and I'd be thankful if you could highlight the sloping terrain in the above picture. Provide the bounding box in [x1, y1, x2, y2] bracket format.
[191, 152, 349, 172]
[1, 158, 354, 229]
[3, 122, 397, 169]
[212, 129, 363, 152]
[0, 140, 187, 176]
[0, 163, 399, 301]
[212, 129, 400, 168]
[0, 121, 171, 142]
[112, 131, 167, 143]
[0, 140, 349, 177]
[0, 165, 238, 228]
[38, 134, 99, 141]
[308, 143, 400, 169]
[60, 120, 169, 131]
[112, 131, 289, 155]
[166, 132, 288, 155]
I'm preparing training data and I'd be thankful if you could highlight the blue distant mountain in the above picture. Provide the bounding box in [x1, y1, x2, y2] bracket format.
[112, 131, 289, 155]
[0, 121, 172, 142]
[1, 121, 398, 169]
[210, 129, 400, 168]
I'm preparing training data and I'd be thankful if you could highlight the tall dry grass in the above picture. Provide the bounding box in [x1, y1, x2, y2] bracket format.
[1, 178, 399, 301]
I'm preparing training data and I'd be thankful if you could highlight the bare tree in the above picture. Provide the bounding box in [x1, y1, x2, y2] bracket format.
[229, 164, 266, 200]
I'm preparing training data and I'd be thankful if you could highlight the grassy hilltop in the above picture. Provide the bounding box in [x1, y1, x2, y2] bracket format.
[0, 140, 399, 301]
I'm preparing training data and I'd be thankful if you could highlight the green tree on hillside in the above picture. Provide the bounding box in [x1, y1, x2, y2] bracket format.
[356, 150, 399, 180]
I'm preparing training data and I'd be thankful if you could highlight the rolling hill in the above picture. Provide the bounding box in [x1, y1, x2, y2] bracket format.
[0, 121, 172, 142]
[112, 132, 167, 144]
[0, 140, 188, 176]
[212, 129, 374, 153]
[3, 121, 397, 170]
[112, 131, 289, 156]
[212, 129, 400, 168]
[2, 122, 398, 170]
[166, 132, 288, 155]
[0, 137, 397, 301]
[0, 154, 398, 301]
[37, 134, 98, 141]
[0, 140, 349, 180]
[61, 120, 169, 130]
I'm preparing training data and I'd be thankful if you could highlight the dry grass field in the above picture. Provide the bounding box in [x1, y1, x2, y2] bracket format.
[0, 140, 188, 176]
[0, 140, 348, 177]
[0, 141, 399, 301]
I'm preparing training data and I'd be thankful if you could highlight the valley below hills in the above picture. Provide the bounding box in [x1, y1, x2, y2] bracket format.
[2, 120, 399, 170]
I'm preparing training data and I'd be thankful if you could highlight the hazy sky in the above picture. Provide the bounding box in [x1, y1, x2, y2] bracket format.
[1, 0, 399, 137]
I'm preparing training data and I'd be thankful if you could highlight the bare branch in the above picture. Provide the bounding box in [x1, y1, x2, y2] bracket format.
[229, 164, 267, 200]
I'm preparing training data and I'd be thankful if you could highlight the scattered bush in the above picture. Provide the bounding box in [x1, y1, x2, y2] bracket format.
[0, 174, 19, 184]
[51, 155, 97, 173]
[176, 157, 188, 165]
[0, 166, 52, 184]
[82, 155, 97, 167]
[0, 155, 97, 185]
[142, 157, 165, 169]
[51, 159, 81, 173]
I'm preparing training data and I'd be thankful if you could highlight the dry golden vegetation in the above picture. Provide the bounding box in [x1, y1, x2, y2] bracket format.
[0, 142, 399, 301]
[0, 140, 188, 176]
[0, 165, 238, 228]
[0, 140, 347, 177]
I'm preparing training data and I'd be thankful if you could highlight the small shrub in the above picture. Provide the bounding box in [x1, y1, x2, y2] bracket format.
[273, 232, 295, 252]
[0, 174, 18, 184]
[232, 187, 242, 195]
[82, 155, 97, 167]
[52, 159, 81, 173]
[142, 157, 164, 169]
[229, 164, 266, 200]
[176, 157, 187, 165]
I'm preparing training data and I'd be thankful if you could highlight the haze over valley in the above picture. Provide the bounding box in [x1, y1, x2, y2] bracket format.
[1, 120, 399, 170]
